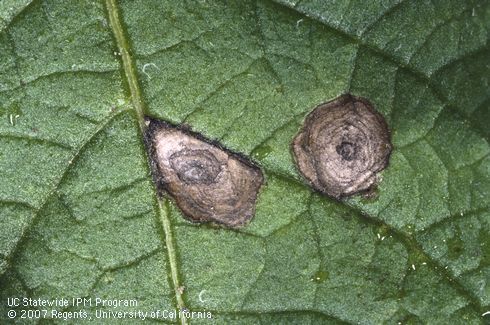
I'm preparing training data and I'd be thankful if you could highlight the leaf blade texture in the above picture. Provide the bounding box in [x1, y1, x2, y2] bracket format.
[0, 0, 489, 323]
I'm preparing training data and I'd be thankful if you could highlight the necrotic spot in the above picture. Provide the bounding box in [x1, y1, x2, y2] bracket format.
[170, 150, 221, 185]
[336, 141, 357, 161]
[292, 94, 392, 199]
[144, 118, 264, 228]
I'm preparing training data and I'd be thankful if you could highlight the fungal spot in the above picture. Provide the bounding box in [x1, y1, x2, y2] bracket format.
[145, 118, 264, 228]
[292, 94, 392, 199]
[170, 150, 221, 185]
[336, 141, 357, 161]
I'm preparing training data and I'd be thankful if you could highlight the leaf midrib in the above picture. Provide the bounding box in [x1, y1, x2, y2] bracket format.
[104, 1, 188, 324]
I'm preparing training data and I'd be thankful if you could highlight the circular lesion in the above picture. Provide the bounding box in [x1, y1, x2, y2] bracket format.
[292, 94, 392, 199]
[336, 141, 357, 161]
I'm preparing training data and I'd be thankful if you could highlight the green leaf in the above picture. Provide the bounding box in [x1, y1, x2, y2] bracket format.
[0, 0, 489, 323]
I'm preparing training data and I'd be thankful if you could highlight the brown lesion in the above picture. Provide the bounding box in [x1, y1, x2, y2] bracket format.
[292, 94, 392, 199]
[169, 149, 222, 185]
[336, 141, 358, 161]
[144, 118, 264, 228]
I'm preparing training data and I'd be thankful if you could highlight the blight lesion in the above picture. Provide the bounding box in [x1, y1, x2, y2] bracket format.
[144, 118, 264, 228]
[292, 94, 392, 199]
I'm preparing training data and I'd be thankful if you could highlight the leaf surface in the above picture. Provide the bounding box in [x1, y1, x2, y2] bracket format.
[0, 0, 489, 323]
